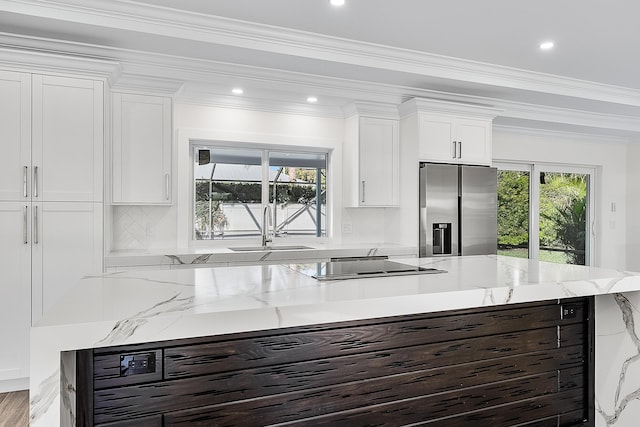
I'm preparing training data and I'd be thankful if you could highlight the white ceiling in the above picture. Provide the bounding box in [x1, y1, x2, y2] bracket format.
[2, 0, 640, 136]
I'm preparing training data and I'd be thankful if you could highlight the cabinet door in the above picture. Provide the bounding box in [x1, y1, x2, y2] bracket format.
[31, 202, 103, 323]
[456, 118, 491, 166]
[418, 115, 456, 162]
[0, 202, 32, 382]
[112, 93, 172, 204]
[32, 75, 104, 202]
[0, 71, 31, 202]
[359, 117, 399, 206]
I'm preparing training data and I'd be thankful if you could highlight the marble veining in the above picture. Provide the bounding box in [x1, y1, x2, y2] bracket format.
[165, 254, 214, 265]
[60, 356, 75, 427]
[596, 294, 640, 425]
[97, 293, 195, 346]
[105, 243, 417, 270]
[29, 255, 640, 426]
[29, 368, 59, 425]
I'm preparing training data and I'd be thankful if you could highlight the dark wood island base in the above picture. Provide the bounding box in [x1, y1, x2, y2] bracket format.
[76, 297, 594, 426]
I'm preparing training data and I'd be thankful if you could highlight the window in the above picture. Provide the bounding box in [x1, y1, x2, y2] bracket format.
[193, 144, 327, 241]
[496, 162, 594, 265]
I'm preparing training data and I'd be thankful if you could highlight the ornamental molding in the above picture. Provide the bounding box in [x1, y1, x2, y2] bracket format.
[3, 0, 640, 108]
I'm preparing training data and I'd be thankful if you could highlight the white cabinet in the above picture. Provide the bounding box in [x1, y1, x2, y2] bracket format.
[400, 98, 501, 167]
[418, 114, 492, 165]
[32, 202, 103, 323]
[344, 112, 400, 207]
[112, 92, 172, 204]
[32, 75, 104, 202]
[0, 202, 31, 385]
[0, 71, 31, 202]
[0, 70, 104, 387]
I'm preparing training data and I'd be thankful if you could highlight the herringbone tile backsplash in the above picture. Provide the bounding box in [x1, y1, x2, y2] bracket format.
[112, 206, 177, 250]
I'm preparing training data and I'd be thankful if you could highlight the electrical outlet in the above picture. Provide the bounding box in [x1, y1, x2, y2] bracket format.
[562, 305, 578, 319]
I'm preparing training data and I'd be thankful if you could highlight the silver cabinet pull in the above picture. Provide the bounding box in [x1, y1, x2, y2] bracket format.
[165, 173, 170, 200]
[34, 205, 38, 244]
[33, 166, 38, 198]
[452, 141, 457, 158]
[361, 180, 365, 203]
[23, 166, 28, 198]
[23, 206, 28, 244]
[458, 141, 462, 159]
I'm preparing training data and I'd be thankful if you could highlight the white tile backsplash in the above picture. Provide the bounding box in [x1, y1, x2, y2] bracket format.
[112, 206, 177, 250]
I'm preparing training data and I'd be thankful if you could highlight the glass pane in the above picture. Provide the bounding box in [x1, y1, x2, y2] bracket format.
[497, 170, 530, 259]
[539, 172, 588, 265]
[268, 151, 327, 237]
[194, 146, 263, 240]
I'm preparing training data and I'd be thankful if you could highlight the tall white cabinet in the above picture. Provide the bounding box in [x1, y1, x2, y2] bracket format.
[0, 70, 103, 389]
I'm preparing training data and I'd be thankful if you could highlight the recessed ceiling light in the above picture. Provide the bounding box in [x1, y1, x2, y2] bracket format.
[330, 0, 345, 6]
[232, 88, 243, 95]
[307, 96, 318, 103]
[539, 41, 554, 50]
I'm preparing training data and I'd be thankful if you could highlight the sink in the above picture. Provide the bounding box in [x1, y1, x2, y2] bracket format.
[230, 245, 313, 252]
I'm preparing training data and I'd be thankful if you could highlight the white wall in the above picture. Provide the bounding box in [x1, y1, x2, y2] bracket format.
[493, 126, 628, 270]
[110, 103, 632, 270]
[626, 140, 640, 271]
[111, 103, 389, 250]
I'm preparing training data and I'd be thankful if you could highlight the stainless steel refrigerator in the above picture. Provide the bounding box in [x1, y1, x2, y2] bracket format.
[419, 163, 497, 257]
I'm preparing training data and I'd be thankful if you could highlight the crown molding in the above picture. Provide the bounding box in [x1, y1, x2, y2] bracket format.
[110, 74, 184, 96]
[0, 44, 119, 80]
[176, 92, 345, 119]
[1, 29, 640, 136]
[493, 99, 640, 133]
[4, 0, 640, 108]
[398, 98, 502, 119]
[342, 102, 400, 120]
[493, 124, 631, 145]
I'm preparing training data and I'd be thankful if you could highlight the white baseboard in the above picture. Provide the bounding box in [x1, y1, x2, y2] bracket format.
[0, 377, 29, 393]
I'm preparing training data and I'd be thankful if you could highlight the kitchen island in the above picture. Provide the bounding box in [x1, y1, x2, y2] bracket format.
[30, 256, 640, 426]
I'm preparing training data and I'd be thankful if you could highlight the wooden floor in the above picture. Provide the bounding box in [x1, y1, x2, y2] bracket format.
[0, 391, 29, 427]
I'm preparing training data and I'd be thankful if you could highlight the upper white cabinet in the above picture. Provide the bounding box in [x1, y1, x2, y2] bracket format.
[400, 98, 501, 166]
[343, 104, 400, 207]
[112, 92, 172, 205]
[0, 71, 31, 202]
[33, 75, 104, 202]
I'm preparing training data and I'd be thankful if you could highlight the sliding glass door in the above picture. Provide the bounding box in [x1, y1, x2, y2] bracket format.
[496, 162, 594, 265]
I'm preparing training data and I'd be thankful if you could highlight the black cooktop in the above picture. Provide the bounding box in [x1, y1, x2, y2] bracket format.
[311, 259, 446, 281]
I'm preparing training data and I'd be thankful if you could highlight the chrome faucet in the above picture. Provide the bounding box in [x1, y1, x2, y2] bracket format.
[261, 204, 273, 247]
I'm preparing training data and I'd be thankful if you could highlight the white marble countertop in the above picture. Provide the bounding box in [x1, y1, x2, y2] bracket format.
[105, 241, 417, 269]
[29, 255, 640, 426]
[38, 255, 640, 332]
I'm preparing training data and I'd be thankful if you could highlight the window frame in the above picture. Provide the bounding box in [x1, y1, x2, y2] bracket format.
[189, 140, 331, 246]
[495, 161, 597, 266]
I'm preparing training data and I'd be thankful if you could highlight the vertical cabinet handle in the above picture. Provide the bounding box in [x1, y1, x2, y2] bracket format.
[452, 141, 457, 158]
[165, 173, 170, 200]
[23, 206, 28, 244]
[458, 141, 462, 159]
[34, 205, 38, 244]
[361, 180, 366, 203]
[33, 166, 38, 198]
[23, 166, 28, 198]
